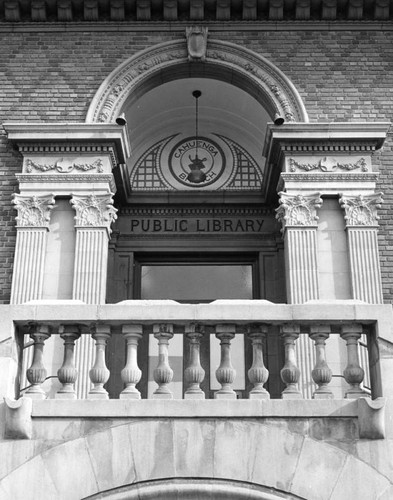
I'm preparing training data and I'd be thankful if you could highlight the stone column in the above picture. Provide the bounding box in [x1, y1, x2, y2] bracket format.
[276, 192, 322, 398]
[340, 193, 383, 304]
[71, 193, 117, 398]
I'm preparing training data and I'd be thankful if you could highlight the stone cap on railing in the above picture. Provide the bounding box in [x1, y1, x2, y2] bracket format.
[1, 299, 392, 332]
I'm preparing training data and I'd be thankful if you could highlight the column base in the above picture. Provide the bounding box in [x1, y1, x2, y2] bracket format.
[313, 391, 334, 400]
[87, 392, 109, 400]
[184, 392, 205, 400]
[120, 392, 141, 400]
[152, 393, 173, 399]
[214, 391, 237, 400]
[249, 391, 270, 400]
[23, 392, 46, 400]
[55, 392, 77, 400]
[281, 391, 303, 400]
[345, 390, 369, 400]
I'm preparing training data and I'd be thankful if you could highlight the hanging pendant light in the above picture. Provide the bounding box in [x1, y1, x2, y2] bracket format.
[187, 90, 207, 184]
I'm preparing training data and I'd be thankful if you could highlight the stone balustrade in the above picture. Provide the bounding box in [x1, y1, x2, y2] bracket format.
[13, 300, 380, 402]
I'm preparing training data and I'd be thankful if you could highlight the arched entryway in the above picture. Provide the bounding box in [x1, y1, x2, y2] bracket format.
[85, 38, 309, 400]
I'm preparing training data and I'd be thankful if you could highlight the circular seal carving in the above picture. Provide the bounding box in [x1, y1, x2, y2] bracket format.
[168, 136, 226, 188]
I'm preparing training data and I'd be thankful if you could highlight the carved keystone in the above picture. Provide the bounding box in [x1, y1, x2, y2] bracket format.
[358, 397, 386, 440]
[4, 397, 33, 440]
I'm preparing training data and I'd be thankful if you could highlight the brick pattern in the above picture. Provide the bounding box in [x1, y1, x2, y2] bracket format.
[1, 30, 393, 303]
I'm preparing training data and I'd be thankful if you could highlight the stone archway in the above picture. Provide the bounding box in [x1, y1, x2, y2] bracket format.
[86, 38, 308, 124]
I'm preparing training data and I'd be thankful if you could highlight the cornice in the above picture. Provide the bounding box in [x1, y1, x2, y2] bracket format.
[2, 21, 393, 32]
[1, 0, 392, 24]
[3, 122, 131, 165]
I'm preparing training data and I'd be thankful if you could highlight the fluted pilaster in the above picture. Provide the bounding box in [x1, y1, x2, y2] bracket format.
[11, 194, 55, 304]
[340, 193, 383, 304]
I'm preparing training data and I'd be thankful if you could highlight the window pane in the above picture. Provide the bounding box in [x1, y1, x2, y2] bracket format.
[141, 265, 252, 300]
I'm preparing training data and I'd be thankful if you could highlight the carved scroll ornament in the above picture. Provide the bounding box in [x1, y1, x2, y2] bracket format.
[12, 193, 55, 228]
[339, 193, 383, 226]
[70, 193, 117, 230]
[276, 192, 322, 231]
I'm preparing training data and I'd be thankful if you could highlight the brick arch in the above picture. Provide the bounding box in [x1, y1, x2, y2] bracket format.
[0, 419, 390, 499]
[86, 39, 309, 124]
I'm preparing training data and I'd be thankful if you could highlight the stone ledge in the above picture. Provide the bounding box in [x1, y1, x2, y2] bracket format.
[31, 398, 359, 418]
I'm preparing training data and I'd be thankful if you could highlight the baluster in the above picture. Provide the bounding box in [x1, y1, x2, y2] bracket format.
[309, 324, 333, 399]
[56, 325, 81, 399]
[120, 324, 143, 399]
[184, 323, 205, 399]
[215, 324, 237, 399]
[152, 323, 174, 399]
[88, 324, 111, 399]
[247, 324, 270, 399]
[25, 323, 51, 399]
[340, 324, 367, 399]
[280, 324, 302, 399]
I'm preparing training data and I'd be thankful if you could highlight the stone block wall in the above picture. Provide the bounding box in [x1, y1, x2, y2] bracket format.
[0, 27, 393, 303]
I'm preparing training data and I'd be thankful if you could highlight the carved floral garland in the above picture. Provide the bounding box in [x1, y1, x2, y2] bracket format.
[26, 158, 103, 174]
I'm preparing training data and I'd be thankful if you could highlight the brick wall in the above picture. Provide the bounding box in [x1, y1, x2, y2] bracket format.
[1, 27, 392, 302]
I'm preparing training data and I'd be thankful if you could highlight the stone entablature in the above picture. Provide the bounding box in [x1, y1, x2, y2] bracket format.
[4, 123, 130, 197]
[1, 0, 392, 22]
[264, 122, 389, 199]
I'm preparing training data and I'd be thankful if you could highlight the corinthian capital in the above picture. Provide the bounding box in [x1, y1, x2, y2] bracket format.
[70, 193, 117, 231]
[339, 193, 383, 226]
[276, 192, 322, 231]
[12, 193, 55, 228]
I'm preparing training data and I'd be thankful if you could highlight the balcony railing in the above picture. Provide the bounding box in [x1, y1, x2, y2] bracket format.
[9, 299, 384, 402]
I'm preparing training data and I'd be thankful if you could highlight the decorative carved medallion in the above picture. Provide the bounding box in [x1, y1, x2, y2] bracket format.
[339, 193, 383, 226]
[71, 194, 117, 230]
[186, 26, 208, 62]
[289, 157, 368, 173]
[26, 158, 103, 173]
[12, 194, 55, 228]
[276, 192, 322, 231]
[168, 136, 225, 187]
